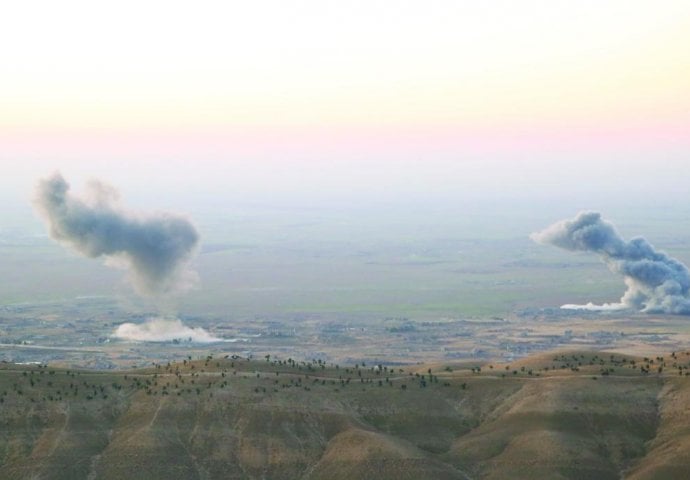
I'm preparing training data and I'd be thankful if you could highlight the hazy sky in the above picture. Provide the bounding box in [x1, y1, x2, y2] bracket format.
[1, 0, 689, 211]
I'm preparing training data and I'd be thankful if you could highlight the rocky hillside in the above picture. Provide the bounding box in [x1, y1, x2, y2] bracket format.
[1, 351, 689, 479]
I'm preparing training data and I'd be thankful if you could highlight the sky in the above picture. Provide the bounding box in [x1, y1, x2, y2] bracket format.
[1, 0, 689, 212]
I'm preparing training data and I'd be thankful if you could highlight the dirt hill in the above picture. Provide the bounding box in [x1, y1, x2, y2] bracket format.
[1, 350, 689, 479]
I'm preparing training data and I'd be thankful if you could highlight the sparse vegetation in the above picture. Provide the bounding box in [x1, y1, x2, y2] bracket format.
[0, 349, 689, 478]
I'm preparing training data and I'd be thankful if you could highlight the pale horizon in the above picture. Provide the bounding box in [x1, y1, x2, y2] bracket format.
[1, 1, 689, 211]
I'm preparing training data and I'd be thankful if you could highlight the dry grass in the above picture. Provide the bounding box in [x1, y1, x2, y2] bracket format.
[1, 349, 690, 479]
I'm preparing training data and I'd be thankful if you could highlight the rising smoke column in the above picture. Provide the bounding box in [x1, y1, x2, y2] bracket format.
[34, 172, 220, 342]
[531, 211, 690, 315]
[34, 172, 199, 295]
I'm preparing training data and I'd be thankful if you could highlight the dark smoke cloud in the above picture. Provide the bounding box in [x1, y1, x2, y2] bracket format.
[531, 211, 690, 315]
[34, 172, 200, 296]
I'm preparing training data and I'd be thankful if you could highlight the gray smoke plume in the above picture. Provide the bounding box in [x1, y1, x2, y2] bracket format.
[34, 172, 200, 296]
[531, 211, 690, 315]
[34, 173, 220, 342]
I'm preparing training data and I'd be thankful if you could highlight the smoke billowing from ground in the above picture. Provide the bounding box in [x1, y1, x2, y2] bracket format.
[113, 318, 222, 343]
[531, 211, 690, 315]
[35, 172, 221, 342]
[34, 172, 199, 296]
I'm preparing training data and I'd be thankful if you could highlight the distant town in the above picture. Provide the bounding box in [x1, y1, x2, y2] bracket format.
[1, 296, 686, 370]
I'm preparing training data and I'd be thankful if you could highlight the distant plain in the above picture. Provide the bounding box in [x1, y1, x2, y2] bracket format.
[2, 198, 690, 367]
